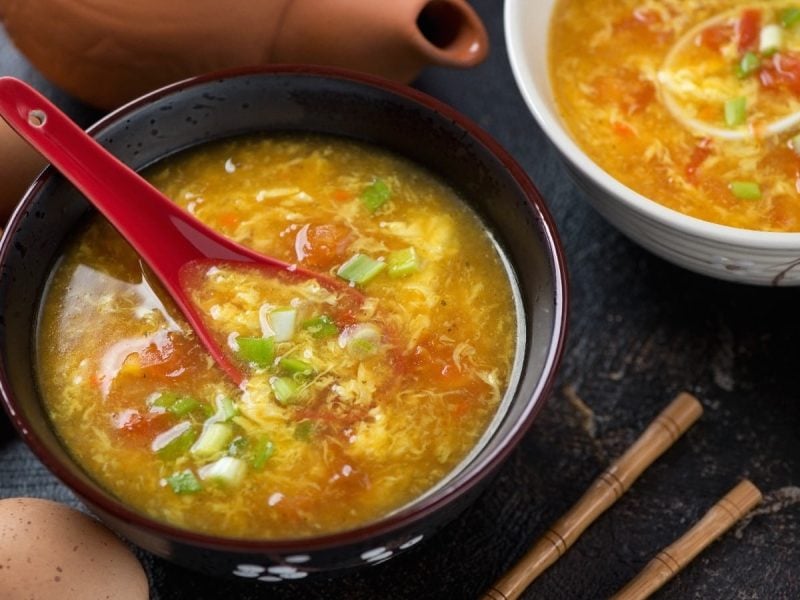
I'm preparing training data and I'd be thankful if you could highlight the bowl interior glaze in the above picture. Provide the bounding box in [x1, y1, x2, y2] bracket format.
[0, 67, 567, 574]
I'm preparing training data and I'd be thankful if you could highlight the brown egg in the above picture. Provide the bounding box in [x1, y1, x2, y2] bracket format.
[0, 497, 149, 600]
[0, 119, 46, 226]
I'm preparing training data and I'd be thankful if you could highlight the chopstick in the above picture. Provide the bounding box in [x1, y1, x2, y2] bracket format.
[611, 479, 762, 600]
[481, 392, 703, 600]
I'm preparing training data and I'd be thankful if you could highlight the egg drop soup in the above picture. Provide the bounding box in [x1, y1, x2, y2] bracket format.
[550, 1, 800, 231]
[36, 134, 518, 539]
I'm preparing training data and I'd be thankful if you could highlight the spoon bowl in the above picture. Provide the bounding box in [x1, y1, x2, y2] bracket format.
[0, 77, 347, 385]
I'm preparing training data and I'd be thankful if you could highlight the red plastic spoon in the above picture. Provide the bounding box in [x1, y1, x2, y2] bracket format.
[0, 76, 347, 386]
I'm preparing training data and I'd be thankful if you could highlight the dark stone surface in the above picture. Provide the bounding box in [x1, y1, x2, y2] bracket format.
[1, 1, 798, 599]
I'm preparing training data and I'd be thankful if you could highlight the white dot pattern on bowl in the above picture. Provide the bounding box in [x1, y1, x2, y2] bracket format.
[232, 563, 308, 581]
[231, 533, 426, 580]
[398, 534, 424, 550]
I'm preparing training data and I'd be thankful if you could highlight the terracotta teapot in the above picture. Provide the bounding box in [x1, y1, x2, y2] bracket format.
[0, 0, 489, 110]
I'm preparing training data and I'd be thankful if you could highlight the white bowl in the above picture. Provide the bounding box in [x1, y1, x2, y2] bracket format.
[505, 0, 800, 286]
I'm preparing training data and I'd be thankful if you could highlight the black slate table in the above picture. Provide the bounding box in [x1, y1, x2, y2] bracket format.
[1, 2, 799, 599]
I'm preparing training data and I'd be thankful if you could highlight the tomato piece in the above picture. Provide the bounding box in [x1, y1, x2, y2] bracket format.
[612, 121, 637, 138]
[737, 9, 761, 53]
[592, 71, 655, 115]
[217, 211, 240, 229]
[685, 138, 713, 184]
[295, 222, 354, 269]
[759, 52, 800, 96]
[698, 23, 734, 52]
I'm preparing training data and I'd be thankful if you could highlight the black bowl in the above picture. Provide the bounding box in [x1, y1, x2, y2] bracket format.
[0, 66, 567, 580]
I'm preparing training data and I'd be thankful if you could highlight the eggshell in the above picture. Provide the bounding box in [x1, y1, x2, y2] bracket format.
[0, 497, 149, 600]
[0, 118, 46, 224]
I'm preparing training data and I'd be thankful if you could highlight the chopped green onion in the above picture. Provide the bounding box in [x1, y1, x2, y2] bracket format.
[387, 247, 420, 278]
[759, 24, 783, 55]
[301, 314, 339, 338]
[228, 436, 247, 457]
[214, 395, 237, 422]
[781, 7, 800, 28]
[251, 437, 275, 469]
[360, 179, 391, 213]
[293, 420, 315, 441]
[236, 336, 275, 367]
[724, 97, 747, 127]
[730, 181, 762, 200]
[198, 456, 247, 486]
[150, 392, 199, 417]
[735, 52, 760, 79]
[339, 323, 382, 359]
[166, 470, 202, 494]
[152, 422, 197, 459]
[169, 396, 199, 417]
[270, 376, 299, 405]
[337, 253, 386, 284]
[279, 356, 315, 377]
[268, 308, 297, 342]
[191, 422, 233, 458]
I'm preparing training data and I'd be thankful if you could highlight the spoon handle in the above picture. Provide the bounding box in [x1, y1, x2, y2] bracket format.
[611, 479, 762, 600]
[0, 76, 296, 384]
[0, 76, 277, 277]
[482, 392, 703, 600]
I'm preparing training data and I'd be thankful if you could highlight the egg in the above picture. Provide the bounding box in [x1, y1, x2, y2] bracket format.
[0, 119, 46, 224]
[0, 497, 149, 600]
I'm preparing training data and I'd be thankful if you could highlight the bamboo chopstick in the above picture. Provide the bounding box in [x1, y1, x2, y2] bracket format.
[481, 392, 703, 600]
[610, 479, 762, 600]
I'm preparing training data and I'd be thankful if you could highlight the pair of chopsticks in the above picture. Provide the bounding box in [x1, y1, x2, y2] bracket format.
[482, 392, 762, 600]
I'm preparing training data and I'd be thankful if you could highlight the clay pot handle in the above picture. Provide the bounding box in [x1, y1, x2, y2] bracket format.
[611, 479, 762, 600]
[481, 392, 703, 600]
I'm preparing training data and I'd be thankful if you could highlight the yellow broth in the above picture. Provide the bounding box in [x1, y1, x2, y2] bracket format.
[36, 134, 517, 539]
[550, 1, 800, 231]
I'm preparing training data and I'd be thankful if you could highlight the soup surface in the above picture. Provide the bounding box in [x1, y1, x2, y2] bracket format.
[37, 134, 517, 539]
[550, 1, 800, 231]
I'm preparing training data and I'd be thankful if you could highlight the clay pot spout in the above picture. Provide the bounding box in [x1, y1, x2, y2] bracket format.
[273, 0, 489, 83]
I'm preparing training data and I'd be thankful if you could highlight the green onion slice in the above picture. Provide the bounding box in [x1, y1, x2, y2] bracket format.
[339, 323, 382, 359]
[270, 376, 299, 405]
[251, 437, 276, 469]
[166, 470, 202, 494]
[729, 181, 762, 200]
[724, 97, 747, 127]
[293, 420, 315, 441]
[149, 392, 200, 417]
[387, 247, 420, 278]
[279, 356, 315, 377]
[735, 52, 760, 79]
[337, 253, 386, 284]
[191, 422, 233, 458]
[198, 456, 247, 486]
[236, 336, 275, 367]
[268, 308, 297, 342]
[360, 179, 391, 213]
[152, 422, 197, 459]
[301, 314, 339, 338]
[781, 7, 800, 28]
[214, 395, 237, 422]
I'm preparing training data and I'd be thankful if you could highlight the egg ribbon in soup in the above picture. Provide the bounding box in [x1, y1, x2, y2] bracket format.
[36, 134, 517, 539]
[550, 1, 800, 231]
